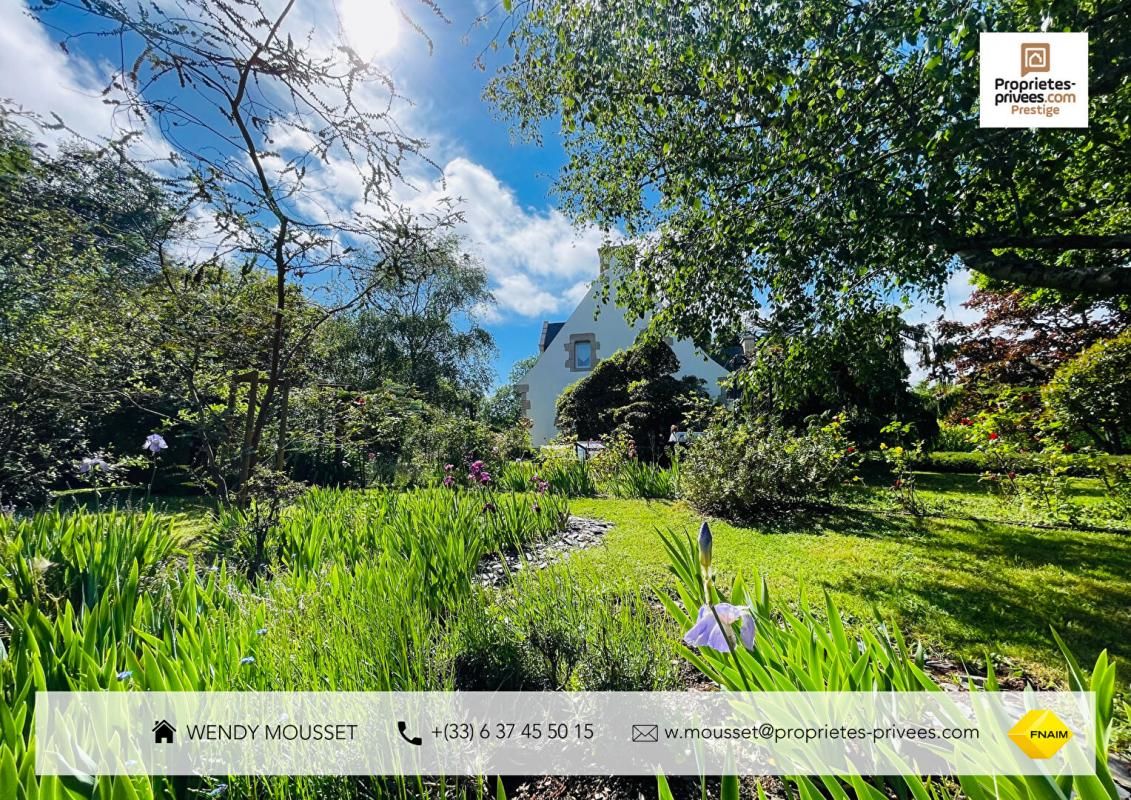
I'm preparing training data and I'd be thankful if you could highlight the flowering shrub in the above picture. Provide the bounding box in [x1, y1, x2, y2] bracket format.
[879, 420, 926, 515]
[680, 411, 857, 517]
[963, 404, 1096, 523]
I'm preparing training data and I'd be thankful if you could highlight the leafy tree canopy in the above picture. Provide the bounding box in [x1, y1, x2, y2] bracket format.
[556, 339, 706, 458]
[736, 308, 935, 444]
[318, 238, 496, 410]
[482, 354, 540, 429]
[935, 288, 1131, 391]
[490, 0, 1131, 346]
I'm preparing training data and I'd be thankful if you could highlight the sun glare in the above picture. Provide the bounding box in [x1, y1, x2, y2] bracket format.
[338, 0, 400, 60]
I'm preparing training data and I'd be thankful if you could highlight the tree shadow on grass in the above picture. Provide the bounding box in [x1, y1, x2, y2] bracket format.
[722, 503, 1131, 676]
[733, 504, 928, 538]
[842, 567, 1131, 679]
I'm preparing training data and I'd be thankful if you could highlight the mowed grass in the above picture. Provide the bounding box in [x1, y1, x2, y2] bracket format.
[840, 470, 1118, 524]
[565, 482, 1131, 685]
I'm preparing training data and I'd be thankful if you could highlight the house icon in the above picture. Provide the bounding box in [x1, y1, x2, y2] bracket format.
[153, 720, 176, 744]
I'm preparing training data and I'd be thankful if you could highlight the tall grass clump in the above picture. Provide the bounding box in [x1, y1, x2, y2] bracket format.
[0, 507, 185, 613]
[445, 569, 679, 692]
[0, 487, 572, 800]
[658, 522, 1121, 800]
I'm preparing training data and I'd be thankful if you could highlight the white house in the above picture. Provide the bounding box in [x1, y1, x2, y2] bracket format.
[516, 247, 730, 446]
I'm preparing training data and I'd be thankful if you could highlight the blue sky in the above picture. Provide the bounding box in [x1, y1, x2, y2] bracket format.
[0, 0, 612, 385]
[0, 0, 975, 385]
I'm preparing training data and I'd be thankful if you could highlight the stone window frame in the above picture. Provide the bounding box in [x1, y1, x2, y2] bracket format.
[515, 383, 531, 414]
[564, 333, 600, 372]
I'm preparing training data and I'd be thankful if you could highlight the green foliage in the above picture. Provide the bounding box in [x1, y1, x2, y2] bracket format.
[589, 432, 678, 499]
[0, 123, 173, 505]
[933, 421, 978, 453]
[680, 412, 857, 518]
[879, 421, 927, 515]
[533, 447, 600, 497]
[736, 310, 938, 447]
[1044, 330, 1131, 454]
[402, 407, 497, 482]
[481, 354, 539, 430]
[963, 408, 1099, 524]
[318, 238, 498, 409]
[934, 289, 1130, 399]
[445, 570, 678, 692]
[659, 526, 1121, 800]
[0, 487, 573, 798]
[286, 383, 428, 487]
[492, 0, 1131, 343]
[0, 508, 184, 613]
[555, 339, 706, 460]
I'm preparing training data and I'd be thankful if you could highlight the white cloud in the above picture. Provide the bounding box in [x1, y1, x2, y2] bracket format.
[0, 0, 117, 139]
[0, 0, 606, 325]
[407, 157, 609, 319]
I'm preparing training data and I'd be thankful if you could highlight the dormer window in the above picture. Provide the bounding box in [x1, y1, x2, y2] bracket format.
[565, 333, 600, 372]
[574, 340, 592, 370]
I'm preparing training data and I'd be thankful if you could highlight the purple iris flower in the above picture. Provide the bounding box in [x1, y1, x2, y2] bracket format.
[479, 471, 492, 485]
[469, 460, 484, 474]
[78, 456, 110, 474]
[442, 475, 455, 488]
[698, 521, 713, 572]
[143, 433, 168, 454]
[683, 603, 755, 653]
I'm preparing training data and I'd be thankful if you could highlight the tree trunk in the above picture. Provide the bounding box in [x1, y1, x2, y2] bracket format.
[957, 250, 1131, 296]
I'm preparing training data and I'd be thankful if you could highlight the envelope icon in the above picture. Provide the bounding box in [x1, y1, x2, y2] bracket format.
[631, 724, 658, 743]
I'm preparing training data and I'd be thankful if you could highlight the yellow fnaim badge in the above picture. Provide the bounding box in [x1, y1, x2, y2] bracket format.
[1008, 710, 1074, 759]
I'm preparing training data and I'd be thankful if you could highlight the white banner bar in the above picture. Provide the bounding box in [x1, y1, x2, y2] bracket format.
[36, 691, 1095, 777]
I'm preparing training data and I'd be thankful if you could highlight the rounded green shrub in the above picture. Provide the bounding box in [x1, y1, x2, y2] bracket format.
[680, 412, 856, 518]
[1044, 330, 1131, 454]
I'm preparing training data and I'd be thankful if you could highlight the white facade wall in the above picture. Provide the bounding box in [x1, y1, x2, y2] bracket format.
[516, 282, 729, 446]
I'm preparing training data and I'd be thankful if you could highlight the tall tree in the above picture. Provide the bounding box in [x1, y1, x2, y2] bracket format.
[935, 288, 1131, 390]
[320, 238, 497, 408]
[36, 0, 460, 500]
[0, 121, 173, 503]
[736, 308, 936, 444]
[482, 354, 539, 429]
[489, 0, 1131, 346]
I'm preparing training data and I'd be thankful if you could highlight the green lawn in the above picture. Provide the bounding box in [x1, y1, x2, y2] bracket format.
[564, 487, 1131, 685]
[840, 470, 1118, 525]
